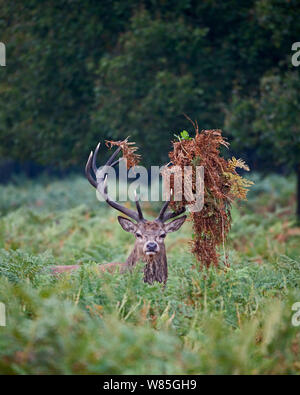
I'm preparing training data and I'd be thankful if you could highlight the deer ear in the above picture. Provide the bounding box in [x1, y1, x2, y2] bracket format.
[164, 215, 187, 233]
[117, 216, 137, 234]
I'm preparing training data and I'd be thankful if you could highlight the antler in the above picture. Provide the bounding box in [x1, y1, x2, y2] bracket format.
[85, 142, 144, 222]
[156, 191, 186, 222]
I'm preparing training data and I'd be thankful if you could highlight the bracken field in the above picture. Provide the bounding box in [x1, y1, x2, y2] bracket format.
[0, 173, 300, 374]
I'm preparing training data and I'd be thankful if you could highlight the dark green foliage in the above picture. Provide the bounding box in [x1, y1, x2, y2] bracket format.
[0, 249, 52, 284]
[1, 1, 299, 166]
[226, 71, 300, 171]
[224, 0, 300, 219]
[0, 0, 136, 166]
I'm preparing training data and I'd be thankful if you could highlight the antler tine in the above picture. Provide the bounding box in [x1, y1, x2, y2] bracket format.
[93, 142, 123, 173]
[106, 145, 122, 166]
[156, 189, 186, 222]
[156, 199, 170, 221]
[85, 142, 143, 223]
[111, 157, 122, 167]
[92, 142, 100, 174]
[85, 151, 97, 188]
[160, 206, 186, 222]
[134, 190, 144, 221]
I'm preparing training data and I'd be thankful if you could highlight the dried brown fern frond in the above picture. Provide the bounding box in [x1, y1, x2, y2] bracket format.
[105, 137, 141, 169]
[165, 119, 253, 268]
[225, 157, 254, 200]
[223, 173, 254, 201]
[228, 157, 250, 172]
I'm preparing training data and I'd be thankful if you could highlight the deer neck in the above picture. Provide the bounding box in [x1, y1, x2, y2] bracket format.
[125, 243, 168, 285]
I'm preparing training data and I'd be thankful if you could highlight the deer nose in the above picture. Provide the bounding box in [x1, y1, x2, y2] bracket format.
[146, 242, 157, 251]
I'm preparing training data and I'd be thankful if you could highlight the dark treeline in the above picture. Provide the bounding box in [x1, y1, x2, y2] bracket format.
[0, 0, 299, 174]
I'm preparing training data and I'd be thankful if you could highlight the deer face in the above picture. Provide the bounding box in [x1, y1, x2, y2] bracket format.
[118, 216, 187, 259]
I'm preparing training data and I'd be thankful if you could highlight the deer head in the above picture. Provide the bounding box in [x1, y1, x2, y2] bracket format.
[85, 142, 187, 285]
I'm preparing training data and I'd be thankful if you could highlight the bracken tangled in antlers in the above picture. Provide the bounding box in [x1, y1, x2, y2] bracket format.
[164, 118, 253, 268]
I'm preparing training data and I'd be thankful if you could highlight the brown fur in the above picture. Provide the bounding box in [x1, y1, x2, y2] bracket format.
[50, 216, 186, 285]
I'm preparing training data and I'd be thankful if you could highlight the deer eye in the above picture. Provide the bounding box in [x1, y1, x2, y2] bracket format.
[160, 233, 166, 239]
[136, 233, 142, 238]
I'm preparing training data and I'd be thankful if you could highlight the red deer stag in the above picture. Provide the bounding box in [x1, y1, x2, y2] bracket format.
[51, 143, 186, 284]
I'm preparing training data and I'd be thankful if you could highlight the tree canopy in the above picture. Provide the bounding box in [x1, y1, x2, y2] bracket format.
[0, 0, 299, 168]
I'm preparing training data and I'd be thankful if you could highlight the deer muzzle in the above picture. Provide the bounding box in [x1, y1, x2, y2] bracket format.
[144, 241, 159, 256]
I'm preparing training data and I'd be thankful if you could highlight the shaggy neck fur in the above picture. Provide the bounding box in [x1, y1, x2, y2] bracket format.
[125, 243, 168, 285]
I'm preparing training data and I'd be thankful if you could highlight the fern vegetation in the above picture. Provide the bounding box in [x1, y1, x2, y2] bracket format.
[0, 174, 299, 374]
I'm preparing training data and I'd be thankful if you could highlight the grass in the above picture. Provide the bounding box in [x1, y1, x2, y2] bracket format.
[0, 173, 300, 374]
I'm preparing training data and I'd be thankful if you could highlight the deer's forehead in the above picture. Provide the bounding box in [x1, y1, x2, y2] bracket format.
[137, 221, 164, 234]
